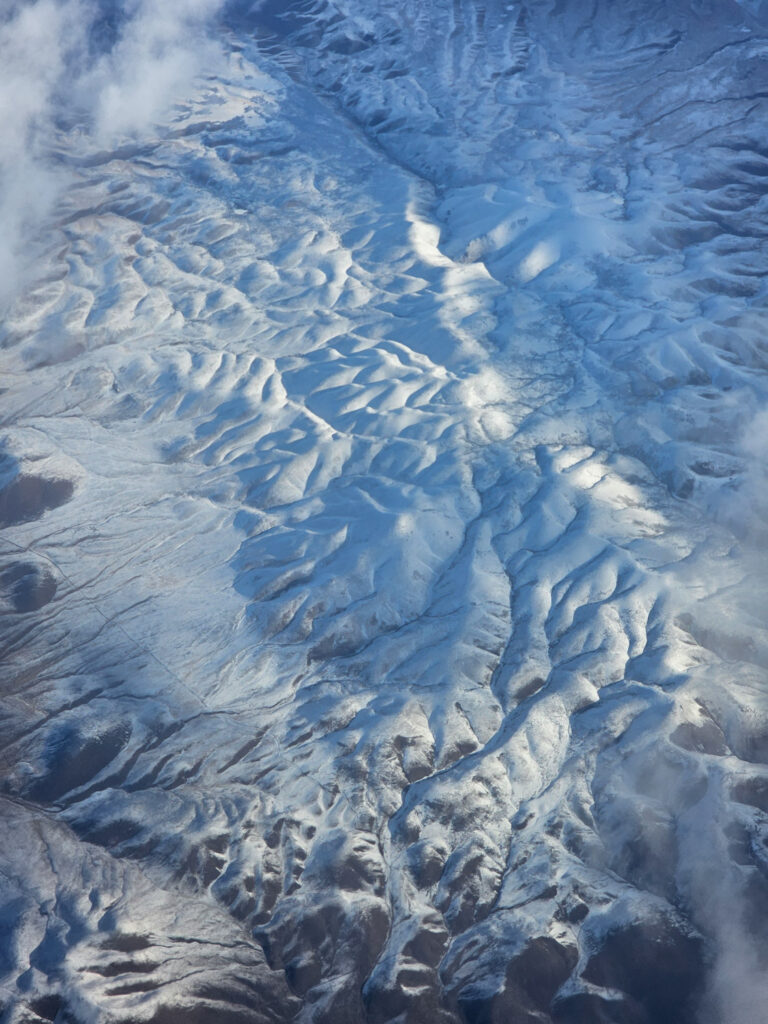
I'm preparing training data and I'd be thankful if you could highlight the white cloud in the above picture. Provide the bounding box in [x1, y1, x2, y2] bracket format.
[0, 0, 226, 310]
[714, 406, 768, 543]
[0, 0, 88, 305]
[85, 0, 226, 140]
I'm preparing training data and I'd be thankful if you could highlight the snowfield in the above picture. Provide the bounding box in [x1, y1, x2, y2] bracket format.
[1, 1, 768, 1022]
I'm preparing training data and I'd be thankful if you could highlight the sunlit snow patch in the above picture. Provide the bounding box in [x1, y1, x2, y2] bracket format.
[519, 239, 560, 282]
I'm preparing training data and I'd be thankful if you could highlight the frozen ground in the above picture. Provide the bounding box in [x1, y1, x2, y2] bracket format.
[1, 1, 768, 1022]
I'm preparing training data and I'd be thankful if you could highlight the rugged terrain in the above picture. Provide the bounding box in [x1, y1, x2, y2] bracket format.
[2, 1, 768, 1022]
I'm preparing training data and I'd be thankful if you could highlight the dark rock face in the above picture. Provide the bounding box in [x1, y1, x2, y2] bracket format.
[0, 561, 57, 613]
[25, 721, 133, 803]
[456, 938, 578, 1024]
[407, 839, 449, 889]
[671, 720, 728, 757]
[0, 804, 300, 1024]
[740, 872, 768, 953]
[0, 474, 74, 528]
[731, 777, 768, 814]
[257, 894, 390, 1015]
[581, 917, 707, 1024]
[739, 733, 768, 766]
[28, 994, 65, 1022]
[553, 991, 649, 1024]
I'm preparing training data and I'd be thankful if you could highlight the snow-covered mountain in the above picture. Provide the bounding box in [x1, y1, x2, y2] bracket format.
[2, 1, 768, 1022]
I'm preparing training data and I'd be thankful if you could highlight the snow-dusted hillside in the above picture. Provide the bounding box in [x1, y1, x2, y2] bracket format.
[1, 1, 768, 1022]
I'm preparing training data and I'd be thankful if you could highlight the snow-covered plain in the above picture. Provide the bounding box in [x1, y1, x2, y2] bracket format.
[2, 1, 768, 1021]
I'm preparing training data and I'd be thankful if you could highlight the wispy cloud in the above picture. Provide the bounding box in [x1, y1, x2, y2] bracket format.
[0, 0, 87, 305]
[0, 0, 226, 309]
[84, 0, 226, 139]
